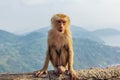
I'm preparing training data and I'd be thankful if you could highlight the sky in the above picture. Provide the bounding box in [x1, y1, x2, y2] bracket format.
[0, 0, 120, 34]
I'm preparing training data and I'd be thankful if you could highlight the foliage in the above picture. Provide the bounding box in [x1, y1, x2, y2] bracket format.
[0, 26, 120, 72]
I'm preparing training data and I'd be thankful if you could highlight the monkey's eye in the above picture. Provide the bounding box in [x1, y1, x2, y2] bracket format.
[57, 20, 62, 24]
[57, 20, 66, 24]
[62, 21, 66, 24]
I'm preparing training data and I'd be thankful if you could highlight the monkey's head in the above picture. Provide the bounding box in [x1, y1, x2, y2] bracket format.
[51, 14, 70, 33]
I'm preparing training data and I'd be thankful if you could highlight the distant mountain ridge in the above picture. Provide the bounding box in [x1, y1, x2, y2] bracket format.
[92, 28, 120, 36]
[0, 26, 120, 72]
[92, 28, 120, 47]
[0, 30, 19, 43]
[34, 25, 103, 43]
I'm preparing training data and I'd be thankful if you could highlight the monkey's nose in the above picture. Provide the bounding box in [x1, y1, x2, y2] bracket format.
[59, 26, 63, 29]
[60, 26, 63, 29]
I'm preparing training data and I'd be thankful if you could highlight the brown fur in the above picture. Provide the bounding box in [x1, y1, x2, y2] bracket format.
[34, 14, 76, 79]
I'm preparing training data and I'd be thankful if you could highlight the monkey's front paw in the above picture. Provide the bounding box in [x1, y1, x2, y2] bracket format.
[70, 70, 77, 80]
[58, 66, 66, 74]
[34, 70, 48, 77]
[53, 66, 66, 76]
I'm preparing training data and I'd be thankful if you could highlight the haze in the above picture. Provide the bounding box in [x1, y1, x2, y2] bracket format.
[0, 0, 120, 34]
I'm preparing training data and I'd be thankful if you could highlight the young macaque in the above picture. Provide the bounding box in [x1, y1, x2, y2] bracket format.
[34, 14, 76, 79]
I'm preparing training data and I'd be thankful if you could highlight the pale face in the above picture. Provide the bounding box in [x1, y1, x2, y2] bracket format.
[51, 14, 70, 33]
[56, 19, 67, 33]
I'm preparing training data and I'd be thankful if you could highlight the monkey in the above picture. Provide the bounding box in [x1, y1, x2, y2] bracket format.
[34, 14, 76, 79]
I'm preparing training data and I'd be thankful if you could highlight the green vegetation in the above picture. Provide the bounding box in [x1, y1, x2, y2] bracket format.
[0, 26, 120, 72]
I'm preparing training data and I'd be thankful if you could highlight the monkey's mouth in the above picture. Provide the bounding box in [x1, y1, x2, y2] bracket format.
[59, 29, 63, 32]
[60, 30, 62, 32]
[58, 27, 63, 32]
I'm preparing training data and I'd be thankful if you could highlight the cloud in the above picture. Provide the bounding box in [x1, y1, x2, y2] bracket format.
[0, 0, 120, 34]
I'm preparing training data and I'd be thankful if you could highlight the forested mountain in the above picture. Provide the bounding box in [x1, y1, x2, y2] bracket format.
[0, 26, 120, 72]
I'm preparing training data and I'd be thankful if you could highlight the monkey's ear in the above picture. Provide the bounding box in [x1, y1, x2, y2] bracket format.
[51, 18, 52, 22]
[51, 18, 54, 24]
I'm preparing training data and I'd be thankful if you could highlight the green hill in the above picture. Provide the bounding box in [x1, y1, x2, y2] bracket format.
[0, 26, 120, 72]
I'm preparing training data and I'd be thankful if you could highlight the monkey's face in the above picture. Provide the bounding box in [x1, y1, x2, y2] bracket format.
[51, 14, 70, 33]
[56, 19, 67, 33]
